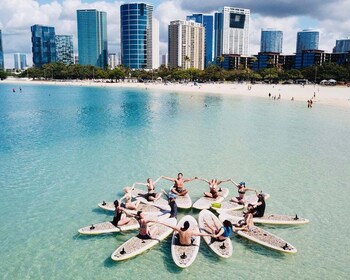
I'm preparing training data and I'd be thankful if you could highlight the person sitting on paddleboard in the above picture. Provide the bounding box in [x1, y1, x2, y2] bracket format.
[111, 200, 132, 227]
[162, 190, 178, 218]
[156, 220, 211, 246]
[230, 180, 257, 204]
[251, 192, 266, 218]
[135, 211, 155, 240]
[161, 173, 197, 196]
[134, 177, 162, 202]
[233, 205, 256, 232]
[197, 178, 230, 198]
[204, 218, 233, 241]
[119, 185, 141, 210]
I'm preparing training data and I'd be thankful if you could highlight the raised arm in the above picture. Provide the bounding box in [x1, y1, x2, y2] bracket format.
[161, 176, 176, 182]
[217, 179, 231, 185]
[154, 176, 162, 185]
[183, 177, 198, 183]
[133, 182, 148, 187]
[154, 220, 180, 231]
[197, 178, 210, 183]
[230, 179, 239, 187]
[192, 230, 212, 237]
[162, 189, 169, 199]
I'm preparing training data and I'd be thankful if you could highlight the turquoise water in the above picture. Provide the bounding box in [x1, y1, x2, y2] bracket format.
[0, 83, 349, 279]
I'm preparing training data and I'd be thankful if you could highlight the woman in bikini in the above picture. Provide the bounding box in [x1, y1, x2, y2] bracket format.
[119, 185, 141, 210]
[134, 177, 162, 202]
[197, 178, 231, 198]
[135, 211, 155, 239]
[230, 180, 257, 204]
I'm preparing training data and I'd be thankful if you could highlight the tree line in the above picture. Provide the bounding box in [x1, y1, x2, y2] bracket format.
[0, 62, 348, 83]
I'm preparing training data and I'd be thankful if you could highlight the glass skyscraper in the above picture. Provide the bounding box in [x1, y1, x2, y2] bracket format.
[0, 29, 4, 70]
[187, 14, 214, 67]
[77, 9, 108, 68]
[260, 29, 283, 53]
[120, 3, 159, 69]
[55, 35, 74, 65]
[31, 25, 56, 68]
[333, 38, 350, 53]
[14, 53, 27, 70]
[296, 29, 319, 53]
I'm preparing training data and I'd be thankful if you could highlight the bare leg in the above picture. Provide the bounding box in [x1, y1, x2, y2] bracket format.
[178, 189, 188, 196]
[154, 193, 161, 201]
[204, 192, 213, 198]
[203, 220, 216, 234]
[230, 197, 239, 203]
[116, 217, 131, 226]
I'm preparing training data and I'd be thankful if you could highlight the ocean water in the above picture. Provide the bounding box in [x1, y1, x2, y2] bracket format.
[0, 83, 349, 280]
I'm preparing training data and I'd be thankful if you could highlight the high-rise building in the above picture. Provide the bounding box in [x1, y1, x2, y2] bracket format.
[296, 29, 319, 53]
[187, 14, 214, 67]
[161, 54, 168, 67]
[214, 7, 250, 58]
[260, 29, 283, 53]
[55, 35, 74, 65]
[31, 25, 56, 68]
[0, 29, 4, 70]
[168, 20, 205, 70]
[120, 3, 159, 69]
[333, 38, 350, 53]
[14, 53, 27, 70]
[77, 9, 108, 68]
[108, 53, 117, 69]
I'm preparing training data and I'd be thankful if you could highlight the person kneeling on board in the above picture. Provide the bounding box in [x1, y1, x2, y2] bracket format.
[204, 218, 233, 241]
[161, 173, 197, 196]
[111, 200, 132, 227]
[134, 178, 162, 202]
[162, 190, 178, 218]
[156, 220, 211, 246]
[233, 205, 256, 232]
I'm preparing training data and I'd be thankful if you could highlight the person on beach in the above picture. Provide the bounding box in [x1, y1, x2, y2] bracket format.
[197, 178, 231, 198]
[230, 180, 257, 205]
[134, 177, 162, 202]
[135, 211, 155, 239]
[156, 220, 211, 245]
[161, 173, 197, 196]
[162, 190, 178, 218]
[111, 200, 132, 227]
[119, 186, 141, 210]
[232, 205, 256, 232]
[204, 218, 233, 241]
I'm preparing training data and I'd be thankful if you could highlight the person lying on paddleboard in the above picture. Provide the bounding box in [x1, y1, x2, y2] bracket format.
[111, 200, 132, 227]
[119, 185, 141, 210]
[156, 220, 211, 246]
[161, 173, 197, 196]
[232, 205, 256, 232]
[135, 211, 157, 239]
[203, 218, 233, 241]
[250, 192, 266, 218]
[134, 177, 162, 202]
[197, 178, 231, 198]
[230, 180, 257, 204]
[162, 190, 178, 218]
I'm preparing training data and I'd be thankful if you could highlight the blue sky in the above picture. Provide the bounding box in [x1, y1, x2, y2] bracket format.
[1, 0, 349, 68]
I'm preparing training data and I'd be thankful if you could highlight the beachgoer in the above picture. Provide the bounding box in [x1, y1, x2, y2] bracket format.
[307, 100, 311, 108]
[161, 173, 197, 196]
[197, 178, 230, 198]
[162, 190, 178, 218]
[135, 211, 155, 239]
[230, 180, 257, 205]
[310, 99, 313, 108]
[119, 185, 140, 210]
[204, 218, 233, 241]
[233, 205, 255, 232]
[111, 200, 131, 227]
[134, 177, 162, 202]
[156, 220, 210, 245]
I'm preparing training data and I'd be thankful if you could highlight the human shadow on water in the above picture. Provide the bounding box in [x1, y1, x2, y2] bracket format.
[92, 208, 112, 215]
[72, 232, 116, 241]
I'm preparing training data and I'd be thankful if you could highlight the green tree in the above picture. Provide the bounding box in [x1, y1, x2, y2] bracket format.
[0, 70, 7, 80]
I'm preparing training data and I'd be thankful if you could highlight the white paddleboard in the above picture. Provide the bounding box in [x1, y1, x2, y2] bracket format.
[111, 217, 177, 261]
[219, 214, 297, 254]
[192, 188, 229, 210]
[171, 215, 200, 268]
[133, 193, 171, 211]
[212, 201, 244, 213]
[198, 210, 233, 258]
[98, 201, 167, 214]
[222, 210, 309, 225]
[173, 193, 192, 209]
[78, 213, 170, 235]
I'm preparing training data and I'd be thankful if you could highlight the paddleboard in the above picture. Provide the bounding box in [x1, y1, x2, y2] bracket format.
[98, 201, 167, 214]
[244, 193, 270, 206]
[78, 212, 170, 235]
[221, 210, 309, 225]
[198, 210, 233, 258]
[212, 201, 244, 213]
[219, 214, 297, 253]
[111, 217, 177, 261]
[171, 215, 200, 268]
[192, 188, 229, 210]
[133, 193, 171, 211]
[174, 193, 192, 209]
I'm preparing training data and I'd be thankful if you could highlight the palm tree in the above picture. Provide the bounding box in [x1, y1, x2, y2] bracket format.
[216, 56, 225, 68]
[184, 55, 190, 69]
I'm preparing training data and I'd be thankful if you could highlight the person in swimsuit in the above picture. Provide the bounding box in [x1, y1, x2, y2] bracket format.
[111, 200, 132, 227]
[197, 178, 231, 198]
[233, 205, 255, 232]
[134, 177, 162, 202]
[119, 186, 141, 210]
[204, 218, 233, 241]
[230, 180, 257, 205]
[161, 173, 197, 196]
[156, 220, 211, 246]
[251, 192, 266, 218]
[135, 211, 155, 239]
[162, 190, 178, 218]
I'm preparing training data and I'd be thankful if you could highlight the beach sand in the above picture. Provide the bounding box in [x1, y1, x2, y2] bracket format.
[2, 78, 350, 107]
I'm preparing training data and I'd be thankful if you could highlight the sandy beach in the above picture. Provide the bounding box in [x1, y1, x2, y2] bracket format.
[2, 77, 350, 107]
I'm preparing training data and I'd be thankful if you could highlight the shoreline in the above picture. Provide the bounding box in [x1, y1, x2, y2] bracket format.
[1, 78, 350, 107]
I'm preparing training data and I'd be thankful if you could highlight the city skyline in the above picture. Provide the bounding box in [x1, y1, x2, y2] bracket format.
[0, 0, 349, 68]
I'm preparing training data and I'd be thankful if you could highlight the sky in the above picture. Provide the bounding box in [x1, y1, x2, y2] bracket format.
[0, 0, 349, 68]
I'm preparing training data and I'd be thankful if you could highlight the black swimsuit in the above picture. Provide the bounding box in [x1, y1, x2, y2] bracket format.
[111, 210, 122, 227]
